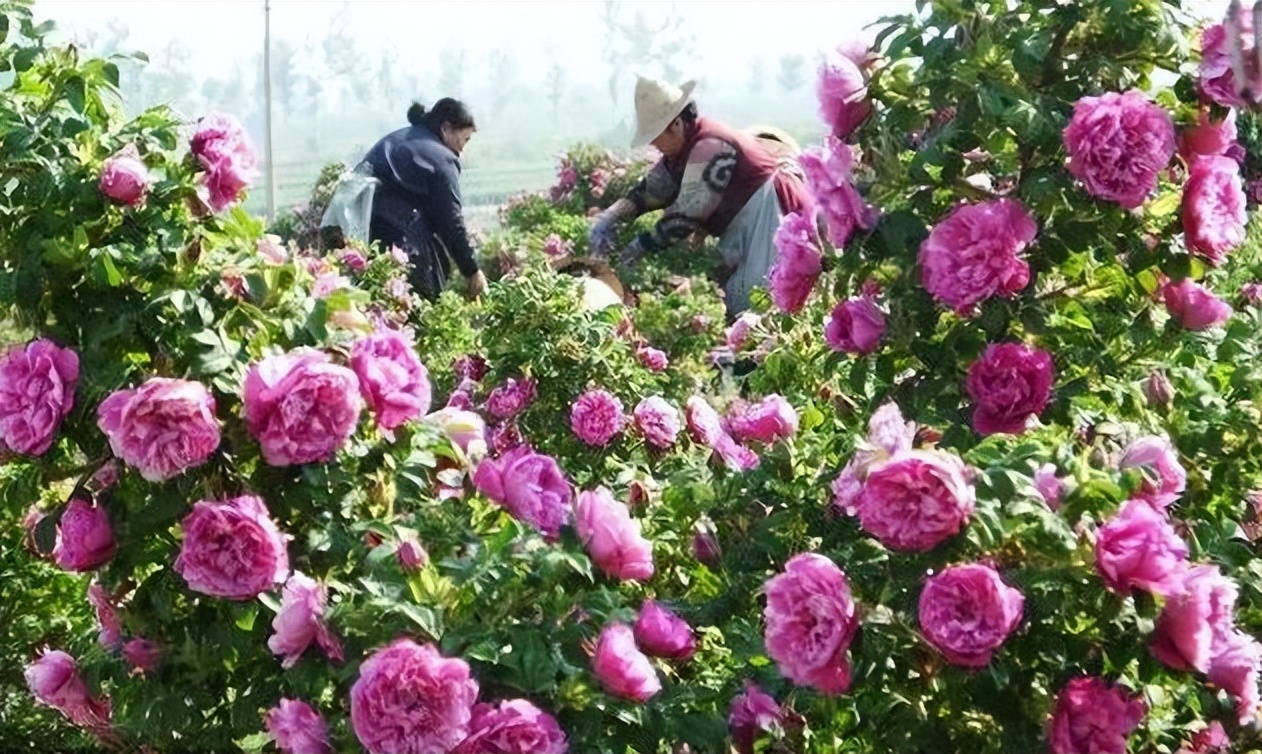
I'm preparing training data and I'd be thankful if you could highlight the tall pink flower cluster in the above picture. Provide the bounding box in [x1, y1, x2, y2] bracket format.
[1119, 435, 1186, 512]
[918, 563, 1023, 667]
[190, 112, 258, 212]
[53, 498, 116, 572]
[918, 199, 1037, 315]
[764, 553, 859, 694]
[97, 377, 220, 482]
[591, 622, 661, 702]
[1062, 90, 1176, 208]
[1162, 279, 1233, 331]
[570, 389, 626, 447]
[575, 487, 654, 582]
[825, 295, 885, 355]
[798, 137, 876, 247]
[816, 44, 871, 140]
[725, 395, 799, 445]
[1200, 9, 1259, 108]
[24, 649, 112, 729]
[964, 342, 1055, 436]
[243, 349, 363, 466]
[633, 396, 681, 450]
[174, 495, 290, 600]
[268, 572, 343, 669]
[455, 699, 569, 754]
[1183, 155, 1247, 264]
[1094, 499, 1188, 598]
[769, 212, 823, 313]
[473, 445, 573, 539]
[1047, 676, 1146, 754]
[0, 339, 79, 456]
[485, 377, 537, 420]
[266, 698, 331, 754]
[98, 144, 149, 206]
[350, 329, 431, 433]
[852, 449, 976, 551]
[686, 396, 759, 472]
[830, 401, 917, 515]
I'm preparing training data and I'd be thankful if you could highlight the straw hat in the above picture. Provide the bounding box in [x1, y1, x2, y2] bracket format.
[630, 75, 697, 148]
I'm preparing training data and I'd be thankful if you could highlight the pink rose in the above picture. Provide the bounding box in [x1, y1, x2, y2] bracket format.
[267, 698, 331, 754]
[122, 638, 162, 673]
[686, 396, 760, 472]
[918, 198, 1036, 315]
[339, 247, 368, 272]
[1184, 155, 1247, 265]
[268, 572, 343, 669]
[918, 563, 1024, 667]
[729, 682, 782, 754]
[965, 342, 1054, 436]
[1094, 499, 1189, 598]
[853, 450, 976, 551]
[53, 498, 115, 572]
[98, 144, 149, 205]
[1119, 435, 1186, 512]
[591, 622, 661, 702]
[453, 354, 489, 383]
[487, 421, 524, 456]
[24, 649, 111, 728]
[351, 329, 431, 432]
[385, 276, 411, 303]
[725, 395, 799, 445]
[570, 389, 626, 447]
[1047, 676, 1146, 754]
[816, 49, 871, 140]
[191, 112, 258, 213]
[764, 553, 859, 694]
[257, 234, 288, 264]
[575, 487, 654, 582]
[1034, 463, 1064, 510]
[1180, 110, 1241, 167]
[1207, 629, 1262, 724]
[589, 168, 610, 199]
[312, 272, 349, 299]
[636, 345, 670, 372]
[1063, 89, 1176, 208]
[97, 377, 220, 482]
[243, 349, 363, 466]
[799, 138, 876, 247]
[831, 401, 918, 515]
[485, 377, 537, 420]
[174, 495, 290, 600]
[726, 312, 761, 350]
[1144, 371, 1175, 409]
[1150, 565, 1239, 673]
[351, 640, 478, 754]
[397, 538, 429, 573]
[691, 521, 721, 566]
[769, 212, 823, 314]
[473, 445, 573, 539]
[634, 599, 695, 661]
[87, 582, 122, 649]
[633, 396, 681, 450]
[0, 339, 79, 456]
[542, 233, 572, 258]
[1179, 721, 1230, 754]
[1200, 11, 1259, 108]
[455, 699, 569, 754]
[825, 296, 885, 355]
[1163, 279, 1233, 331]
[427, 407, 488, 461]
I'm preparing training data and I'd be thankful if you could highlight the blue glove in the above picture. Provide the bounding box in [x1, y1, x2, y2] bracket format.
[588, 215, 618, 258]
[617, 236, 647, 267]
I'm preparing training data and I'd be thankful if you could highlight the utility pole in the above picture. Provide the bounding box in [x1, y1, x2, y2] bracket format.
[263, 0, 276, 223]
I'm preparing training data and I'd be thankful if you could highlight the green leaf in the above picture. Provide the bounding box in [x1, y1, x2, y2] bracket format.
[64, 74, 85, 114]
[397, 603, 444, 640]
[0, 14, 9, 45]
[12, 46, 37, 73]
[233, 733, 271, 754]
[234, 603, 258, 631]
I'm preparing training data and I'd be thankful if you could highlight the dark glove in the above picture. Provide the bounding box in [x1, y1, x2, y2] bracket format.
[588, 214, 619, 258]
[617, 236, 647, 267]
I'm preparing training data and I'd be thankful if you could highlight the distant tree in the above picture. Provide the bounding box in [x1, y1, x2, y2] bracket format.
[271, 40, 300, 115]
[147, 40, 197, 112]
[377, 45, 399, 112]
[487, 49, 517, 119]
[599, 0, 696, 114]
[545, 61, 565, 124]
[777, 53, 807, 93]
[438, 46, 466, 98]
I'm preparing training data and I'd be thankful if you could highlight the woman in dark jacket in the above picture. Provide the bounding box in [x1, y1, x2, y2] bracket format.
[364, 98, 487, 300]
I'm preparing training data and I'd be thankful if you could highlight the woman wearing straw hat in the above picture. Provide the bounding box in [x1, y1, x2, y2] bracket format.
[589, 75, 812, 320]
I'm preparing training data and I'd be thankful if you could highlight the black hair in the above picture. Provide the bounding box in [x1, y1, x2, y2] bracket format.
[406, 98, 477, 133]
[679, 101, 699, 128]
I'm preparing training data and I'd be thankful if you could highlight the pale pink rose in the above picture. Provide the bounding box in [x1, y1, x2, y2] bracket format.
[634, 599, 695, 661]
[764, 553, 859, 694]
[636, 345, 669, 372]
[1094, 499, 1189, 598]
[575, 487, 654, 582]
[729, 682, 782, 754]
[1201, 11, 1260, 108]
[174, 495, 290, 600]
[351, 329, 431, 432]
[98, 144, 149, 205]
[853, 450, 976, 551]
[426, 407, 488, 461]
[633, 396, 681, 450]
[268, 572, 343, 669]
[384, 276, 411, 303]
[1180, 110, 1241, 167]
[1034, 463, 1064, 510]
[473, 445, 573, 539]
[965, 342, 1055, 436]
[53, 498, 116, 572]
[350, 640, 478, 754]
[918, 199, 1036, 315]
[591, 622, 661, 702]
[725, 312, 761, 350]
[485, 377, 537, 420]
[0, 339, 79, 456]
[542, 233, 572, 258]
[97, 377, 220, 482]
[726, 395, 799, 445]
[339, 247, 368, 272]
[817, 49, 871, 139]
[266, 698, 331, 754]
[87, 582, 122, 649]
[799, 138, 877, 247]
[257, 234, 288, 264]
[1150, 565, 1239, 673]
[243, 349, 363, 466]
[824, 296, 885, 355]
[1047, 676, 1146, 754]
[389, 244, 411, 266]
[918, 563, 1023, 667]
[397, 538, 429, 573]
[191, 112, 258, 213]
[1179, 721, 1230, 754]
[570, 389, 626, 447]
[588, 168, 610, 200]
[1119, 435, 1186, 512]
[1243, 281, 1262, 305]
[455, 699, 569, 754]
[122, 638, 162, 673]
[685, 396, 760, 472]
[1063, 89, 1176, 208]
[1207, 629, 1262, 724]
[769, 212, 823, 314]
[311, 272, 349, 299]
[1184, 155, 1247, 265]
[1163, 279, 1233, 331]
[24, 649, 111, 728]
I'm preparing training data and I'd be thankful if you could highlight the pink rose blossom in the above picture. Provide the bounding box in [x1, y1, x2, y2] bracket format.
[831, 401, 918, 515]
[825, 296, 885, 355]
[542, 233, 572, 258]
[691, 521, 721, 566]
[191, 112, 258, 213]
[351, 329, 431, 432]
[268, 572, 343, 669]
[312, 272, 349, 299]
[220, 269, 248, 299]
[87, 582, 122, 649]
[455, 699, 569, 754]
[570, 389, 626, 447]
[589, 168, 610, 199]
[769, 212, 823, 313]
[1184, 155, 1247, 265]
[122, 639, 162, 673]
[24, 649, 111, 729]
[98, 144, 149, 206]
[764, 553, 859, 694]
[267, 698, 331, 754]
[1150, 565, 1239, 673]
[243, 349, 363, 466]
[1119, 435, 1186, 512]
[633, 396, 681, 450]
[799, 138, 876, 247]
[1145, 371, 1175, 409]
[726, 312, 761, 350]
[636, 345, 670, 372]
[965, 342, 1055, 436]
[257, 234, 288, 264]
[487, 421, 524, 456]
[591, 622, 661, 702]
[575, 487, 654, 582]
[918, 198, 1036, 315]
[817, 49, 871, 140]
[1094, 499, 1189, 598]
[1201, 11, 1260, 108]
[726, 395, 799, 445]
[427, 407, 488, 461]
[174, 495, 290, 600]
[97, 377, 220, 482]
[918, 563, 1024, 667]
[853, 450, 976, 551]
[634, 600, 695, 661]
[1163, 278, 1233, 331]
[384, 276, 411, 303]
[397, 538, 429, 573]
[1244, 282, 1262, 305]
[389, 244, 410, 266]
[685, 396, 760, 472]
[53, 498, 116, 572]
[1179, 721, 1230, 754]
[339, 247, 368, 272]
[1180, 110, 1241, 167]
[485, 377, 537, 420]
[1034, 463, 1064, 510]
[1063, 90, 1176, 208]
[1207, 629, 1262, 724]
[453, 354, 489, 383]
[729, 682, 782, 754]
[473, 445, 573, 539]
[1047, 676, 1146, 754]
[351, 640, 478, 754]
[0, 339, 79, 456]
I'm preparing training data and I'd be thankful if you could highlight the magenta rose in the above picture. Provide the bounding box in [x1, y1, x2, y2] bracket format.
[1094, 499, 1189, 598]
[764, 553, 859, 694]
[174, 495, 289, 600]
[825, 296, 885, 355]
[350, 328, 431, 432]
[633, 396, 681, 450]
[591, 622, 661, 702]
[24, 649, 111, 728]
[831, 401, 918, 515]
[455, 699, 569, 754]
[634, 600, 696, 661]
[191, 111, 258, 213]
[268, 572, 343, 669]
[1047, 676, 1146, 754]
[453, 353, 489, 383]
[1184, 155, 1247, 265]
[636, 345, 670, 372]
[97, 377, 220, 482]
[918, 198, 1036, 315]
[965, 342, 1054, 436]
[1062, 90, 1176, 208]
[1119, 435, 1186, 512]
[816, 47, 871, 139]
[1180, 110, 1241, 167]
[473, 445, 573, 539]
[53, 498, 116, 572]
[728, 682, 783, 754]
[799, 137, 876, 247]
[1207, 629, 1262, 724]
[396, 537, 429, 573]
[1150, 565, 1239, 673]
[87, 582, 122, 649]
[570, 389, 626, 447]
[918, 563, 1024, 667]
[686, 396, 760, 472]
[243, 349, 363, 466]
[1034, 463, 1064, 510]
[691, 522, 721, 567]
[575, 487, 654, 582]
[769, 212, 823, 314]
[0, 339, 79, 456]
[853, 450, 976, 551]
[351, 640, 478, 754]
[726, 395, 799, 445]
[267, 698, 331, 754]
[122, 638, 162, 673]
[1163, 279, 1233, 331]
[1200, 10, 1258, 108]
[485, 377, 537, 420]
[98, 144, 149, 206]
[339, 247, 368, 272]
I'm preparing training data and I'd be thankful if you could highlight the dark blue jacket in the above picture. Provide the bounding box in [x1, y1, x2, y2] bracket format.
[363, 124, 478, 279]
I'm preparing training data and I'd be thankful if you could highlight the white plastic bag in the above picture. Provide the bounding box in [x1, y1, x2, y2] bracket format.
[320, 162, 380, 245]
